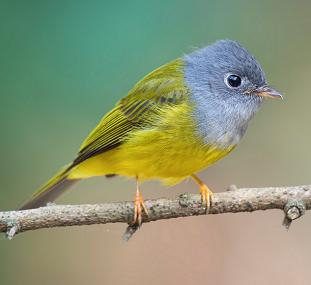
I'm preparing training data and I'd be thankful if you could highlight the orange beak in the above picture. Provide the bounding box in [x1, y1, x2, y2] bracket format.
[254, 86, 283, 99]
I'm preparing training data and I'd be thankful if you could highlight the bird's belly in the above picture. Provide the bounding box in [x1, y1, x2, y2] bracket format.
[69, 102, 236, 182]
[70, 126, 235, 183]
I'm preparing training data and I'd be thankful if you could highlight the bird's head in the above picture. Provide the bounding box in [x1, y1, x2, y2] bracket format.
[184, 40, 282, 108]
[184, 40, 282, 147]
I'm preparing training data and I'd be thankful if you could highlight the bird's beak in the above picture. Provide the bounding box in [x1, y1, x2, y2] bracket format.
[254, 86, 283, 99]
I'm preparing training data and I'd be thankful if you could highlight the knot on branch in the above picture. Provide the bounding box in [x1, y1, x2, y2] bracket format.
[6, 220, 21, 240]
[179, 193, 192, 207]
[282, 200, 306, 229]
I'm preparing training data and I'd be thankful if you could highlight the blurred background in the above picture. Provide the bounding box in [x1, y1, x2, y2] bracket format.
[1, 0, 311, 284]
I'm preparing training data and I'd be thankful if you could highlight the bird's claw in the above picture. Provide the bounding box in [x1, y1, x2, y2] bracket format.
[133, 191, 148, 226]
[199, 184, 213, 213]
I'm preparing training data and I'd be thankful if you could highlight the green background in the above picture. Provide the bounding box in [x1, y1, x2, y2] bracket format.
[1, 1, 311, 284]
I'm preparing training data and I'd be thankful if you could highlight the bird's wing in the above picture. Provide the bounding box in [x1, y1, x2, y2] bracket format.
[72, 59, 189, 166]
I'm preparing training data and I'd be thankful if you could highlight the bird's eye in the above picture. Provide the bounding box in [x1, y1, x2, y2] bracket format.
[225, 74, 242, 88]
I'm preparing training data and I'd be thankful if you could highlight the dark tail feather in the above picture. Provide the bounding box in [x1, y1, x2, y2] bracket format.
[19, 164, 79, 210]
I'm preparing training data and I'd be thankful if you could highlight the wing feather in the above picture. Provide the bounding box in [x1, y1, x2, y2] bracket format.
[73, 59, 188, 166]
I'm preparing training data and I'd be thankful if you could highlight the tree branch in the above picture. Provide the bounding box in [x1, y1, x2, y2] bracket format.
[1, 185, 310, 240]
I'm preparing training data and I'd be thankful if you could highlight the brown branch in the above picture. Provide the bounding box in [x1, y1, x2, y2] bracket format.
[1, 185, 310, 240]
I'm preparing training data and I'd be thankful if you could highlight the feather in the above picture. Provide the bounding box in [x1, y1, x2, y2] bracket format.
[73, 59, 188, 166]
[19, 164, 78, 210]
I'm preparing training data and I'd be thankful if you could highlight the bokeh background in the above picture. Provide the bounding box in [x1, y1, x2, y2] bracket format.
[1, 0, 311, 284]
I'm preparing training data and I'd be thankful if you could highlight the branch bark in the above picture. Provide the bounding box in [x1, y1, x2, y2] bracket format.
[1, 185, 310, 239]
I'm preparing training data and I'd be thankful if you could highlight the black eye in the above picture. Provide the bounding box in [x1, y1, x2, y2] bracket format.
[226, 74, 242, 88]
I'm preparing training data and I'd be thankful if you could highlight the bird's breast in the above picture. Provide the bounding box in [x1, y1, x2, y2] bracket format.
[192, 97, 259, 149]
[71, 102, 236, 182]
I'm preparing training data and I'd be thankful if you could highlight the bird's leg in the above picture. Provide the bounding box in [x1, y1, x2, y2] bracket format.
[133, 176, 148, 226]
[191, 174, 213, 212]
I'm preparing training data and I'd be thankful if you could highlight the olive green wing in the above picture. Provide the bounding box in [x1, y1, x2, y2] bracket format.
[72, 59, 189, 166]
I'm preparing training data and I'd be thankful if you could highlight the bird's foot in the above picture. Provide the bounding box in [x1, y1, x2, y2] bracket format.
[199, 184, 213, 212]
[133, 188, 148, 226]
[191, 174, 213, 213]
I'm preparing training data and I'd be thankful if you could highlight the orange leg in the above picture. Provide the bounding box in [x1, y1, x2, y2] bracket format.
[191, 174, 214, 212]
[133, 177, 148, 226]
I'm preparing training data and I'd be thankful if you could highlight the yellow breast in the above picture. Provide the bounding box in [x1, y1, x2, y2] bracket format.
[69, 102, 235, 184]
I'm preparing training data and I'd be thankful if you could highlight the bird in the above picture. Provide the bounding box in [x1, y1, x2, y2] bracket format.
[20, 39, 282, 226]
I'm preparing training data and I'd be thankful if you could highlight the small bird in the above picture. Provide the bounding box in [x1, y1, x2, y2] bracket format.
[20, 40, 282, 225]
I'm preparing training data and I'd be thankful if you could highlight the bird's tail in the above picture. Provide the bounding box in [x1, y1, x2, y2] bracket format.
[19, 164, 79, 210]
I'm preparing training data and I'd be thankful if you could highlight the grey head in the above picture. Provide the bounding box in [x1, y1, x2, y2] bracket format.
[184, 39, 282, 148]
